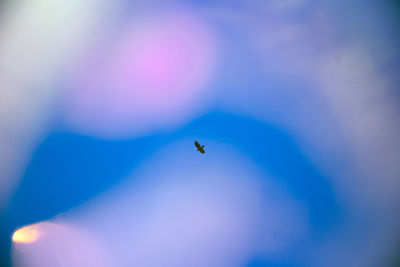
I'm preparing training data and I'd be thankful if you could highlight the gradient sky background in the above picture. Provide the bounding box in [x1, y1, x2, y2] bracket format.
[1, 0, 400, 266]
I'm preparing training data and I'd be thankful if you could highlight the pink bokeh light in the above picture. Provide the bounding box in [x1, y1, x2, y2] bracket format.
[63, 10, 219, 138]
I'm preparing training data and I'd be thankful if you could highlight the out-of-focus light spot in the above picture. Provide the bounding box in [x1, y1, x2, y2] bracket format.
[12, 221, 113, 267]
[65, 140, 307, 266]
[63, 9, 219, 138]
[12, 225, 40, 244]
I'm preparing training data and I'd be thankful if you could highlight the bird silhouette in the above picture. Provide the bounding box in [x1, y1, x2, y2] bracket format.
[194, 141, 205, 154]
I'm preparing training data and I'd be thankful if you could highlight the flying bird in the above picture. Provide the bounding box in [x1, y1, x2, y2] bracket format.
[194, 141, 205, 154]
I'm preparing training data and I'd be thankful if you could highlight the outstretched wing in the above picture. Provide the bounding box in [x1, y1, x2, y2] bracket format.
[198, 147, 205, 154]
[194, 141, 201, 149]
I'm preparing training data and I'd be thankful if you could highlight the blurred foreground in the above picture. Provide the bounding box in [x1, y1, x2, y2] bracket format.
[1, 0, 400, 266]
